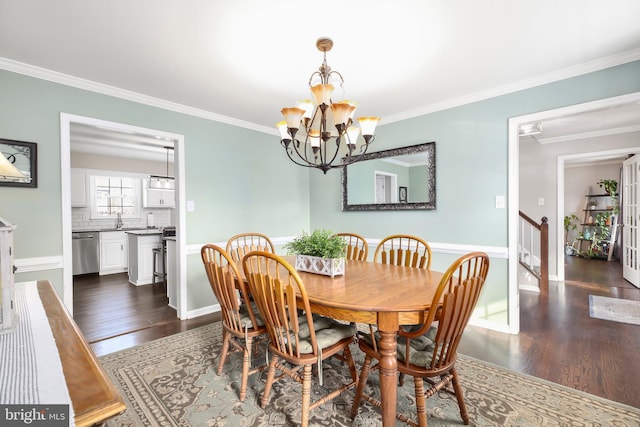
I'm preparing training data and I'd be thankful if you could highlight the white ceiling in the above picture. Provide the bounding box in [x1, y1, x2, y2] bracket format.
[1, 0, 639, 155]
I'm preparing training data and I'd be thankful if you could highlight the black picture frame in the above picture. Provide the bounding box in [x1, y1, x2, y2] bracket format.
[399, 186, 407, 203]
[0, 139, 38, 188]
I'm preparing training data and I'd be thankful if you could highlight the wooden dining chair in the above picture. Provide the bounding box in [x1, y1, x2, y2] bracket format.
[374, 234, 432, 269]
[334, 232, 369, 261]
[242, 251, 359, 427]
[351, 251, 490, 427]
[225, 232, 275, 264]
[200, 244, 267, 402]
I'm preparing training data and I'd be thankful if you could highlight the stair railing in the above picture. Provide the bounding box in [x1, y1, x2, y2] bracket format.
[518, 211, 548, 292]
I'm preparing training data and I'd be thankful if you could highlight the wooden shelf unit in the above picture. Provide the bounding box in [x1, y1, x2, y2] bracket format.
[574, 193, 618, 261]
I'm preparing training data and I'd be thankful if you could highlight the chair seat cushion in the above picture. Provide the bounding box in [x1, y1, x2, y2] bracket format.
[361, 326, 439, 368]
[294, 315, 356, 354]
[238, 301, 265, 328]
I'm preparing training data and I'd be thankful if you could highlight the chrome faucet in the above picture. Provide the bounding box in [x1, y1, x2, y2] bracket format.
[116, 212, 124, 229]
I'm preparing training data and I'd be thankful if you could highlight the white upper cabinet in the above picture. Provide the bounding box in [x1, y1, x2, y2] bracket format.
[71, 168, 89, 207]
[142, 179, 175, 208]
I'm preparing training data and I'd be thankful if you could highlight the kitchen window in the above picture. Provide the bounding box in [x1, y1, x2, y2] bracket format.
[90, 175, 141, 219]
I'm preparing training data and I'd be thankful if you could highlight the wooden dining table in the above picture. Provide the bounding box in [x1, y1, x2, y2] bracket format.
[282, 256, 443, 427]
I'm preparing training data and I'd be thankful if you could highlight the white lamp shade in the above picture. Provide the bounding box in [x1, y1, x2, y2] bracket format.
[357, 116, 380, 136]
[0, 153, 26, 179]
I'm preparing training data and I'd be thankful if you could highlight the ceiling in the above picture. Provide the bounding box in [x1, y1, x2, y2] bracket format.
[1, 1, 640, 156]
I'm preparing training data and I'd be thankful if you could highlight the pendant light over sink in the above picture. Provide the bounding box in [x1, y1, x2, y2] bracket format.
[148, 146, 175, 190]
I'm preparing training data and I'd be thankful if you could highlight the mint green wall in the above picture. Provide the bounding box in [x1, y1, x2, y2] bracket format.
[309, 60, 640, 320]
[0, 70, 310, 302]
[3, 60, 640, 318]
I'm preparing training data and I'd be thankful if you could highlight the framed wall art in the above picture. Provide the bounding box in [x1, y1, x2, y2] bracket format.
[399, 186, 407, 203]
[0, 139, 37, 188]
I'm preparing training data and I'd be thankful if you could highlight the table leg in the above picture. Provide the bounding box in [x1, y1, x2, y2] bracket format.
[377, 312, 399, 427]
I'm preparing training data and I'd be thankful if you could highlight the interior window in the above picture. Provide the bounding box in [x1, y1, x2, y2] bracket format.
[90, 175, 141, 219]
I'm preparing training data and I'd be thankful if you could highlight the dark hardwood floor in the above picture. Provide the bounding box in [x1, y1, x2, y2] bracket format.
[460, 255, 640, 409]
[74, 256, 640, 409]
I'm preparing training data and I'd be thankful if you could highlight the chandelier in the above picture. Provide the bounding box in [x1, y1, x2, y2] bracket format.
[277, 37, 380, 174]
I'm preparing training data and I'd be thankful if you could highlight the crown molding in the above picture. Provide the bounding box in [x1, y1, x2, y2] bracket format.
[537, 124, 640, 145]
[382, 48, 640, 125]
[0, 57, 276, 136]
[2, 49, 639, 133]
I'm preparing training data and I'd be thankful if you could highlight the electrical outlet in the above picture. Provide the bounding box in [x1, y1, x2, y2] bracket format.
[538, 197, 544, 206]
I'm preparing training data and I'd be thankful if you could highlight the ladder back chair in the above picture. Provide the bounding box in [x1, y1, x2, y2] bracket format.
[334, 232, 369, 261]
[226, 232, 275, 264]
[242, 251, 359, 427]
[374, 234, 432, 269]
[351, 251, 490, 427]
[200, 244, 267, 401]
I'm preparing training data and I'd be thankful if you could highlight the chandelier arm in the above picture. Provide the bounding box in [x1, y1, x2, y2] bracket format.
[288, 132, 321, 168]
[282, 141, 317, 168]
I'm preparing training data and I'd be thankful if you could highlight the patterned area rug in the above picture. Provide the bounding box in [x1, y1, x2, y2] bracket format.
[99, 323, 640, 426]
[589, 294, 640, 326]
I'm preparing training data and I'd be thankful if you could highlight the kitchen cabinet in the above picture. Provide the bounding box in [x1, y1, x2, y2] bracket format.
[99, 231, 128, 274]
[127, 231, 162, 286]
[71, 168, 89, 207]
[142, 179, 175, 208]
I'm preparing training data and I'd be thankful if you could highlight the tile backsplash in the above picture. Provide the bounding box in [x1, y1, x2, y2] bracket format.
[72, 207, 173, 231]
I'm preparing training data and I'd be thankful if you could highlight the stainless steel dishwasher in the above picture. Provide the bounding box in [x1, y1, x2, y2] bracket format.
[72, 231, 100, 275]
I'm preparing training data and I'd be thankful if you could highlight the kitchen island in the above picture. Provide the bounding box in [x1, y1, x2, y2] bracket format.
[126, 229, 163, 286]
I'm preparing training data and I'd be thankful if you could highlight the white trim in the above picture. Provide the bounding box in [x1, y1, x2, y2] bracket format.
[189, 237, 507, 259]
[468, 318, 512, 334]
[538, 124, 640, 145]
[186, 304, 220, 320]
[384, 49, 640, 125]
[3, 49, 640, 132]
[14, 256, 64, 273]
[366, 238, 508, 259]
[0, 57, 275, 136]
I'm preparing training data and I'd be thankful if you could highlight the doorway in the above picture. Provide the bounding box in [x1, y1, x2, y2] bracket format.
[508, 91, 640, 334]
[60, 114, 187, 319]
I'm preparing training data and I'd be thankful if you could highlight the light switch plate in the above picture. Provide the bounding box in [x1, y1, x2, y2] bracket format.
[495, 195, 505, 209]
[187, 200, 195, 212]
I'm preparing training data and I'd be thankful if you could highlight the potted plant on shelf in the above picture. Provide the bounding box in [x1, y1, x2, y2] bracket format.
[564, 214, 579, 255]
[285, 229, 347, 277]
[597, 179, 619, 213]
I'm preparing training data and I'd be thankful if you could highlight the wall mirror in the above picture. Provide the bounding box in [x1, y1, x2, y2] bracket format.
[341, 142, 436, 211]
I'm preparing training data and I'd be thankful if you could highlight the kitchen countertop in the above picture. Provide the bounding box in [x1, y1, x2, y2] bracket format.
[72, 227, 162, 234]
[124, 229, 163, 236]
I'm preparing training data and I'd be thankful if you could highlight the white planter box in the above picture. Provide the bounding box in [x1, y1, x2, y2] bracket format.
[295, 255, 345, 277]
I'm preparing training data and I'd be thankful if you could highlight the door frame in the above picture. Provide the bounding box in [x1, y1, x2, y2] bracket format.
[60, 113, 187, 319]
[508, 91, 640, 334]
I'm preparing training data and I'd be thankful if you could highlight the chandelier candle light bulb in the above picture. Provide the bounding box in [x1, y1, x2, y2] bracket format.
[277, 37, 380, 174]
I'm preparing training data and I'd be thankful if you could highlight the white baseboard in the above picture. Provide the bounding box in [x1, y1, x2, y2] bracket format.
[14, 256, 63, 273]
[187, 304, 221, 319]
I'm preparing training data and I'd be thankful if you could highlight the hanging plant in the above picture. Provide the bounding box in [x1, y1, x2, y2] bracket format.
[597, 179, 619, 214]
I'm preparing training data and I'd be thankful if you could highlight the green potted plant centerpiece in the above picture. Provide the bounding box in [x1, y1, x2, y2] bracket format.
[285, 229, 347, 277]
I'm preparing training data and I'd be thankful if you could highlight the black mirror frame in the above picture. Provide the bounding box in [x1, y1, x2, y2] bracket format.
[341, 142, 436, 211]
[0, 138, 38, 188]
